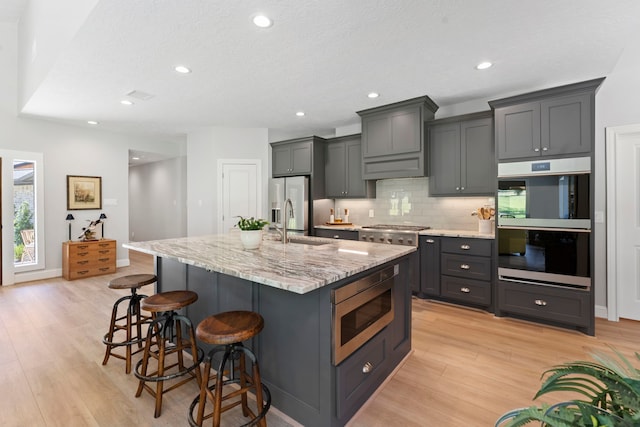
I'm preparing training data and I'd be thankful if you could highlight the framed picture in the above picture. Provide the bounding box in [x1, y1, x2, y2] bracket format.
[67, 175, 102, 210]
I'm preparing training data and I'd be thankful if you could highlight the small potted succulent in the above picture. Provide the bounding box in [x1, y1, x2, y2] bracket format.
[235, 216, 269, 249]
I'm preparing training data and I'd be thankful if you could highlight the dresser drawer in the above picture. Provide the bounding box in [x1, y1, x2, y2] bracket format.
[441, 275, 491, 306]
[441, 253, 491, 281]
[441, 237, 492, 256]
[62, 239, 117, 280]
[497, 281, 590, 327]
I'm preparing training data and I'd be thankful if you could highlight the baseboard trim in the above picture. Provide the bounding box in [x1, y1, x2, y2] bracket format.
[12, 258, 131, 285]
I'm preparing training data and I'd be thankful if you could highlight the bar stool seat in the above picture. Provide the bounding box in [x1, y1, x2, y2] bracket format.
[188, 310, 271, 427]
[135, 290, 203, 418]
[102, 273, 157, 374]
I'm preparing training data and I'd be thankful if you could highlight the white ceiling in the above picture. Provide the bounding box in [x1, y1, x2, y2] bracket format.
[7, 1, 640, 139]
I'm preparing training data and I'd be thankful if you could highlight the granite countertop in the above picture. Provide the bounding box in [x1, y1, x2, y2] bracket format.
[123, 234, 415, 295]
[420, 229, 495, 239]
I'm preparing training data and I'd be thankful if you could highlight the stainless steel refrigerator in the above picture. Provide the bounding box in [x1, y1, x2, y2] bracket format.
[269, 176, 309, 233]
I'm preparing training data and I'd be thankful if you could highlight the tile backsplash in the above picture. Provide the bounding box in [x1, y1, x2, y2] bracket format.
[319, 177, 494, 231]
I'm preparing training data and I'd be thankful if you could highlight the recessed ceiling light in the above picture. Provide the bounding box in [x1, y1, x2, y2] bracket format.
[174, 65, 192, 74]
[367, 92, 380, 99]
[296, 111, 305, 117]
[476, 61, 493, 70]
[252, 14, 273, 28]
[87, 120, 99, 125]
[120, 100, 134, 106]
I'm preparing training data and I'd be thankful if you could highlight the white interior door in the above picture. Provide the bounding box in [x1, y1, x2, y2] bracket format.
[607, 124, 640, 320]
[217, 160, 262, 233]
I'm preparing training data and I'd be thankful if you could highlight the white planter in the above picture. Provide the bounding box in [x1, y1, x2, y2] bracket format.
[240, 230, 263, 250]
[478, 219, 494, 234]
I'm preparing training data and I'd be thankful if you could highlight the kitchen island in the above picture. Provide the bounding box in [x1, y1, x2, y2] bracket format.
[124, 233, 415, 427]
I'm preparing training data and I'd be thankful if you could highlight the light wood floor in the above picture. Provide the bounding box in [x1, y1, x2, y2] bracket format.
[1, 252, 639, 426]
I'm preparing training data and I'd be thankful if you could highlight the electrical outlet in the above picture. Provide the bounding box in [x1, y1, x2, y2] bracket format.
[369, 209, 375, 218]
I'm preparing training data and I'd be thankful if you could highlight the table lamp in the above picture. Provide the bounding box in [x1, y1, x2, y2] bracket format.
[99, 213, 107, 238]
[65, 214, 75, 241]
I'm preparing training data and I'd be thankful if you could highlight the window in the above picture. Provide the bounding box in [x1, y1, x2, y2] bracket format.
[14, 160, 36, 266]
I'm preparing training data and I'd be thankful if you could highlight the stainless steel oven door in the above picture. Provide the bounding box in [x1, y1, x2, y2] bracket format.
[332, 266, 396, 365]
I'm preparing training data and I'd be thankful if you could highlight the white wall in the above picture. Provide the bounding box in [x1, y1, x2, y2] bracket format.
[187, 127, 269, 236]
[129, 156, 187, 242]
[1, 22, 185, 284]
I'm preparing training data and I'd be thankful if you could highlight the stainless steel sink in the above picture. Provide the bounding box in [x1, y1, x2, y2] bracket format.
[288, 237, 333, 246]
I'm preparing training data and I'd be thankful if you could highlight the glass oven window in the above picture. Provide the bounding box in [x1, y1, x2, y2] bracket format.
[498, 174, 590, 220]
[340, 289, 392, 346]
[498, 230, 590, 278]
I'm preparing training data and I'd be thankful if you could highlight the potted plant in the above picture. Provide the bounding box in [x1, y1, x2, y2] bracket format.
[235, 216, 269, 249]
[496, 348, 640, 426]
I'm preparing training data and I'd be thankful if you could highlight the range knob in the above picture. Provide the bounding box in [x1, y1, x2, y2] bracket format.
[407, 239, 413, 245]
[387, 238, 393, 244]
[379, 237, 385, 242]
[369, 237, 374, 242]
[397, 238, 404, 244]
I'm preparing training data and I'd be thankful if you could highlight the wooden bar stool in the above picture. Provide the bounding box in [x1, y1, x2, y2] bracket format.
[188, 310, 271, 427]
[102, 273, 157, 374]
[135, 290, 203, 418]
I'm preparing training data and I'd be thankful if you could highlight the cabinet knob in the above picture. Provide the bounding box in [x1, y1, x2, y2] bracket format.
[542, 147, 548, 151]
[460, 287, 471, 293]
[534, 299, 547, 307]
[534, 148, 540, 152]
[460, 244, 471, 250]
[455, 187, 460, 190]
[362, 361, 374, 374]
[460, 187, 465, 190]
[460, 264, 470, 270]
[426, 239, 435, 243]
[333, 235, 340, 239]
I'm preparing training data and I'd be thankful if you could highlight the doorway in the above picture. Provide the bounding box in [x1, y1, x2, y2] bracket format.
[606, 123, 640, 321]
[217, 159, 262, 234]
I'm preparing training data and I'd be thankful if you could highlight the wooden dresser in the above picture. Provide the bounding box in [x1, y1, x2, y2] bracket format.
[62, 239, 117, 280]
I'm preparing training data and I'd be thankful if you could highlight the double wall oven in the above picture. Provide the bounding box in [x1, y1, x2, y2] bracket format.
[497, 157, 591, 290]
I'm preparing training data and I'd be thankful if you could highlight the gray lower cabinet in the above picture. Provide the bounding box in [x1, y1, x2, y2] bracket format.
[417, 235, 440, 296]
[314, 228, 358, 240]
[490, 78, 604, 161]
[357, 96, 438, 180]
[156, 255, 411, 427]
[417, 235, 493, 310]
[325, 134, 375, 198]
[427, 112, 495, 196]
[495, 280, 593, 335]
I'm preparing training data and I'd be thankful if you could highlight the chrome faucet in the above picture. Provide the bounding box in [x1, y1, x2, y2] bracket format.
[274, 198, 295, 243]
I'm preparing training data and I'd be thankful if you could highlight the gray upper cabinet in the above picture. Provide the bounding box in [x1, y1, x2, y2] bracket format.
[490, 78, 604, 161]
[428, 112, 495, 196]
[272, 140, 313, 176]
[325, 134, 375, 198]
[357, 96, 438, 180]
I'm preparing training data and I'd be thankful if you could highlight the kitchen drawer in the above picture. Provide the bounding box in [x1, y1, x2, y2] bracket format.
[314, 228, 358, 240]
[441, 275, 491, 306]
[441, 237, 492, 257]
[497, 281, 590, 327]
[441, 253, 491, 281]
[67, 264, 116, 280]
[336, 331, 387, 420]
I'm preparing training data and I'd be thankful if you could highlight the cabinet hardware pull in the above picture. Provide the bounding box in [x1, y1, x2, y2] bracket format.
[534, 299, 547, 306]
[461, 187, 465, 190]
[455, 187, 460, 190]
[333, 235, 340, 239]
[460, 287, 470, 293]
[362, 361, 373, 374]
[542, 147, 548, 151]
[78, 261, 89, 265]
[426, 239, 435, 243]
[460, 244, 470, 250]
[460, 264, 470, 270]
[78, 252, 89, 256]
[534, 148, 540, 152]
